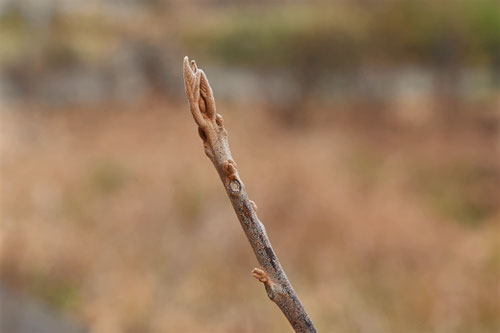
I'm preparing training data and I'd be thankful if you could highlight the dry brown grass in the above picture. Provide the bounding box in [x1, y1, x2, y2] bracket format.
[1, 101, 499, 332]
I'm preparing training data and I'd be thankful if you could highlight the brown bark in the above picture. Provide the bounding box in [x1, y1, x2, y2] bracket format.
[183, 57, 317, 332]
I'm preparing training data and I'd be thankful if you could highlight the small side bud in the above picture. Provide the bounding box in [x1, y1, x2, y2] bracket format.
[223, 159, 238, 179]
[216, 114, 224, 127]
[252, 268, 268, 283]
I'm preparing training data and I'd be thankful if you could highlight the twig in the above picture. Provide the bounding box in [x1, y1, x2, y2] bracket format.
[183, 57, 317, 332]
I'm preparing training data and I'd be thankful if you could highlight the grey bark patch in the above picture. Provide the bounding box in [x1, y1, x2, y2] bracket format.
[265, 246, 277, 270]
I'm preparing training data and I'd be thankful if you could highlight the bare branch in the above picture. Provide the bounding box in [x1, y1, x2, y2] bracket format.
[183, 56, 317, 333]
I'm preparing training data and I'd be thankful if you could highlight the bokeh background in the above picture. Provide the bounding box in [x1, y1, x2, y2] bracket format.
[1, 0, 499, 332]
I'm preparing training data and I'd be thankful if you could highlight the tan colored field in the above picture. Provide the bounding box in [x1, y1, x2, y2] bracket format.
[1, 101, 499, 332]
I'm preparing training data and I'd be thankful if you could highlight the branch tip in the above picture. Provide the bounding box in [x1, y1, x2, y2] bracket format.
[191, 60, 198, 72]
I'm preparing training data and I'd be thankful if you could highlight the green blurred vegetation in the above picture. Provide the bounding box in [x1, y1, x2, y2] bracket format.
[0, 5, 117, 66]
[1, 0, 498, 89]
[90, 160, 128, 195]
[179, 0, 500, 122]
[414, 162, 499, 226]
[29, 272, 81, 312]
[183, 0, 500, 68]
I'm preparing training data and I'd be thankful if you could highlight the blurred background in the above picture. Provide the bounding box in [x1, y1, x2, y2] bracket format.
[1, 0, 499, 332]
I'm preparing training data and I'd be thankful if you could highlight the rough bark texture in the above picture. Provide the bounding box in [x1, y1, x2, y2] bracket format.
[183, 57, 317, 332]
